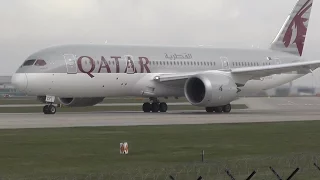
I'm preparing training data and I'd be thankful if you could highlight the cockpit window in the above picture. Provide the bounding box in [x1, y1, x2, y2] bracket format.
[35, 59, 47, 66]
[22, 59, 36, 66]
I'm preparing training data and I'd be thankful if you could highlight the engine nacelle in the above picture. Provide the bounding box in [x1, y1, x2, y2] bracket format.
[58, 97, 105, 107]
[184, 73, 238, 107]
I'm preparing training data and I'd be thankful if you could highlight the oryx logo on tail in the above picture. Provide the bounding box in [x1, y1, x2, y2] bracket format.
[283, 0, 312, 56]
[270, 0, 313, 56]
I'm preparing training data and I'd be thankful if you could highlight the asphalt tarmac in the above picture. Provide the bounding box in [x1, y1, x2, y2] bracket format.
[0, 97, 319, 129]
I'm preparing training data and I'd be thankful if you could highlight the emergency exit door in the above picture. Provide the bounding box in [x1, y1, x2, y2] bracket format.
[220, 57, 230, 70]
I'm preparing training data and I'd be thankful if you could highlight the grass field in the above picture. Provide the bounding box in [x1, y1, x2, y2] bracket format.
[0, 104, 247, 113]
[0, 121, 320, 179]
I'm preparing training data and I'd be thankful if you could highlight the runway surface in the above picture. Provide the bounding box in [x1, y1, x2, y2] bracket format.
[0, 102, 190, 107]
[1, 97, 320, 129]
[0, 109, 320, 129]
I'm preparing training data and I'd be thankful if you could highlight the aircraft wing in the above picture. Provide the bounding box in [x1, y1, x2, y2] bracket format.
[230, 60, 320, 76]
[155, 60, 320, 87]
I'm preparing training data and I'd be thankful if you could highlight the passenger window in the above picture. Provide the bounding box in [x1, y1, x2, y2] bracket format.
[34, 59, 47, 66]
[22, 59, 36, 66]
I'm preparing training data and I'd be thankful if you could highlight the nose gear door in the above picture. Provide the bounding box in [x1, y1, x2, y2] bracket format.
[63, 54, 77, 74]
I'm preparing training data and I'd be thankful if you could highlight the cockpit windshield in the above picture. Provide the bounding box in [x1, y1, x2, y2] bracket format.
[34, 59, 47, 66]
[22, 59, 36, 66]
[21, 59, 47, 67]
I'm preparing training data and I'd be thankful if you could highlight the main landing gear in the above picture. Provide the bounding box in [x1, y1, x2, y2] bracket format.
[142, 98, 168, 113]
[205, 104, 231, 114]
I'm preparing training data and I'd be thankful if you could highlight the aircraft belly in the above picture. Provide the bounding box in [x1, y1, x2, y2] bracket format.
[26, 73, 144, 97]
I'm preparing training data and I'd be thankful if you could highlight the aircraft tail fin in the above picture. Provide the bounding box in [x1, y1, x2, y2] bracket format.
[270, 0, 313, 56]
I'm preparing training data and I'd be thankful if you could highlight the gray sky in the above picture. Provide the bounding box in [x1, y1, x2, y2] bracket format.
[1, 0, 320, 86]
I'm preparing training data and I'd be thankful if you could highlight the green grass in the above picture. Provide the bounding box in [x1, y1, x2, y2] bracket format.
[0, 104, 247, 113]
[0, 121, 320, 179]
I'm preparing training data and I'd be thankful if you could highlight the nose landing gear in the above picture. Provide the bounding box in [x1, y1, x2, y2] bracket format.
[43, 104, 57, 114]
[43, 95, 57, 115]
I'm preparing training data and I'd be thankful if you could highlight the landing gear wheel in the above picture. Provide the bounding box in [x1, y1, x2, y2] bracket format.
[223, 104, 231, 113]
[43, 105, 56, 114]
[159, 102, 168, 112]
[43, 105, 49, 114]
[48, 105, 56, 114]
[214, 106, 223, 113]
[151, 102, 160, 112]
[205, 107, 215, 113]
[142, 102, 151, 112]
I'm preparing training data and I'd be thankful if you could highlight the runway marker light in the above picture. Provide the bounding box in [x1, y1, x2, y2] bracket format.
[120, 142, 128, 154]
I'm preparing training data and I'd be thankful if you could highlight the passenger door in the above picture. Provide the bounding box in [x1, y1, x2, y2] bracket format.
[63, 54, 77, 74]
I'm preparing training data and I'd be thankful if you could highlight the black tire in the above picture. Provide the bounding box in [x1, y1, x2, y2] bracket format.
[48, 105, 56, 114]
[214, 106, 223, 113]
[159, 102, 168, 112]
[205, 107, 215, 113]
[151, 102, 160, 112]
[142, 102, 151, 112]
[223, 104, 232, 113]
[43, 105, 49, 114]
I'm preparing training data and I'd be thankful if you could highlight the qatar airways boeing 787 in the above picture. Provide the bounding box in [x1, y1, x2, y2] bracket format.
[11, 0, 319, 114]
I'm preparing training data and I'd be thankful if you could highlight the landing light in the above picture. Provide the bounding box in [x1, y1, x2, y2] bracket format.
[154, 76, 160, 81]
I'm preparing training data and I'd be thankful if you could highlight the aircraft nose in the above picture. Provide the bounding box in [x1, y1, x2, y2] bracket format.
[11, 73, 28, 92]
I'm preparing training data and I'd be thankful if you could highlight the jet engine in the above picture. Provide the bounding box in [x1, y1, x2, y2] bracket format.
[58, 97, 105, 107]
[184, 73, 238, 107]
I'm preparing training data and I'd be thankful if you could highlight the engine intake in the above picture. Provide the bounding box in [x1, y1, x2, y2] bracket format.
[58, 97, 104, 107]
[184, 73, 238, 107]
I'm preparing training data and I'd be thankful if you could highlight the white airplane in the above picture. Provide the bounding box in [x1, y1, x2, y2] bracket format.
[11, 0, 319, 114]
